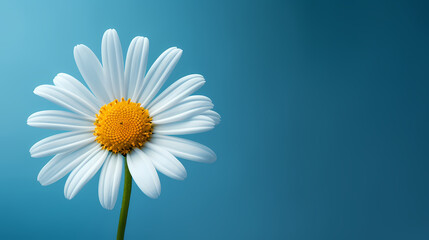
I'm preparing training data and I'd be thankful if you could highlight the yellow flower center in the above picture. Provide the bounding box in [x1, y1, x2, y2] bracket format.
[94, 98, 153, 155]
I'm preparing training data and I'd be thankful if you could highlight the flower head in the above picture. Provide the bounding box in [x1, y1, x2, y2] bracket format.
[28, 29, 219, 210]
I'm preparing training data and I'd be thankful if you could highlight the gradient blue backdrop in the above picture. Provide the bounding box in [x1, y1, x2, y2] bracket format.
[0, 0, 428, 239]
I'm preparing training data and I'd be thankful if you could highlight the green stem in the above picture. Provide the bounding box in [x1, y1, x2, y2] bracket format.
[117, 156, 132, 240]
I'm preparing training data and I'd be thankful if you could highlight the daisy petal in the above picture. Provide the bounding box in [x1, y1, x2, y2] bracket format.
[74, 44, 111, 103]
[147, 75, 205, 116]
[145, 142, 187, 180]
[125, 36, 149, 101]
[152, 95, 213, 125]
[127, 148, 161, 198]
[151, 135, 216, 163]
[37, 142, 99, 186]
[28, 110, 94, 131]
[30, 131, 95, 158]
[146, 74, 197, 111]
[102, 29, 125, 100]
[137, 47, 183, 107]
[154, 115, 215, 135]
[99, 153, 123, 210]
[202, 110, 221, 125]
[34, 85, 98, 118]
[64, 148, 108, 200]
[53, 73, 102, 108]
[131, 47, 174, 102]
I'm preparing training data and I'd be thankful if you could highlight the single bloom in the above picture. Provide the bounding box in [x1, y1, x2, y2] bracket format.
[28, 29, 220, 210]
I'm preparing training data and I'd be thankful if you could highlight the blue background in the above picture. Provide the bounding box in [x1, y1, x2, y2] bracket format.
[0, 0, 428, 239]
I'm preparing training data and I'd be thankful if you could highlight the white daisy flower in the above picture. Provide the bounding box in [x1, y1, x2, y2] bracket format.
[27, 29, 219, 211]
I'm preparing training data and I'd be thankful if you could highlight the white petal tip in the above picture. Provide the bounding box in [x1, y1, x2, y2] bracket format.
[172, 172, 187, 181]
[135, 36, 149, 46]
[29, 149, 49, 158]
[101, 203, 115, 210]
[103, 29, 118, 39]
[64, 190, 76, 200]
[176, 49, 183, 57]
[33, 85, 43, 95]
[73, 44, 90, 56]
[145, 188, 161, 199]
[179, 174, 187, 181]
[38, 180, 49, 187]
[74, 44, 84, 51]
[147, 193, 160, 199]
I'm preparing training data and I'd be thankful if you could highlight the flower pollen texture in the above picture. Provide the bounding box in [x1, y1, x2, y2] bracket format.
[94, 98, 153, 155]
